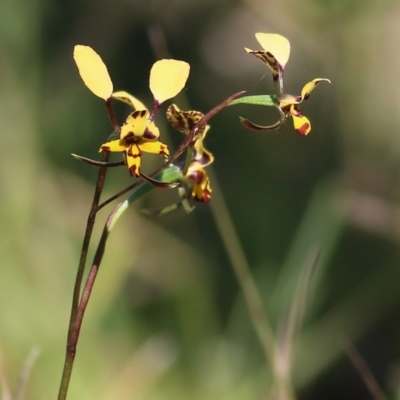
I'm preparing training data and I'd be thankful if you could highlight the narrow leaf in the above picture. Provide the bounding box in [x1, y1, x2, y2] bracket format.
[229, 95, 277, 107]
[71, 153, 124, 168]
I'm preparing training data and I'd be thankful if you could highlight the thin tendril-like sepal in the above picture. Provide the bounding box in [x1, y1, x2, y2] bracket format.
[228, 94, 286, 132]
[239, 104, 286, 132]
[141, 184, 195, 217]
[139, 171, 180, 189]
[239, 117, 283, 131]
[142, 201, 187, 217]
[71, 153, 125, 168]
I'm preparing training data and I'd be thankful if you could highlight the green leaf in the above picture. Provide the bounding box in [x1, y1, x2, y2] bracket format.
[107, 165, 184, 232]
[127, 165, 183, 206]
[228, 95, 277, 107]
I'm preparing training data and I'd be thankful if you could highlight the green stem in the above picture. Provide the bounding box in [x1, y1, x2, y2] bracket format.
[207, 168, 276, 367]
[98, 164, 183, 211]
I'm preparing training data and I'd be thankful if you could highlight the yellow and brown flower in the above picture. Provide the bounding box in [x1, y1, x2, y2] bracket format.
[99, 110, 169, 176]
[73, 46, 190, 175]
[242, 33, 330, 135]
[166, 104, 214, 202]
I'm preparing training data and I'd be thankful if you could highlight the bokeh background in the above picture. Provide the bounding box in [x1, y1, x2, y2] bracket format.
[1, 0, 400, 399]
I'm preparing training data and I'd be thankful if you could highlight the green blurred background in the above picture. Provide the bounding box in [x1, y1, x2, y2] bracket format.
[2, 0, 400, 399]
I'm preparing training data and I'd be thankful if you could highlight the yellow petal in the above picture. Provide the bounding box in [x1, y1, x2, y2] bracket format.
[188, 148, 214, 174]
[190, 125, 214, 171]
[126, 145, 141, 176]
[300, 78, 331, 100]
[120, 110, 160, 140]
[112, 91, 147, 111]
[73, 45, 113, 100]
[278, 93, 301, 107]
[99, 139, 127, 153]
[292, 113, 311, 136]
[254, 33, 290, 69]
[150, 59, 190, 104]
[139, 140, 169, 157]
[187, 168, 212, 203]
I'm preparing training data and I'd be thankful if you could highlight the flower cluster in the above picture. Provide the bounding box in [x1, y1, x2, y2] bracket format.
[166, 104, 214, 202]
[72, 33, 330, 213]
[73, 45, 214, 209]
[242, 33, 330, 136]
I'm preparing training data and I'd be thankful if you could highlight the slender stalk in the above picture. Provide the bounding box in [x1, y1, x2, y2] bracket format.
[15, 347, 41, 400]
[208, 168, 276, 367]
[105, 98, 121, 134]
[345, 341, 387, 400]
[97, 180, 142, 211]
[0, 341, 11, 400]
[67, 212, 112, 356]
[69, 152, 109, 335]
[57, 153, 109, 400]
[148, 100, 161, 122]
[59, 202, 123, 400]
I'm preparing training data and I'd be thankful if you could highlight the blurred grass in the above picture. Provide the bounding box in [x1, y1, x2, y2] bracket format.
[1, 0, 400, 399]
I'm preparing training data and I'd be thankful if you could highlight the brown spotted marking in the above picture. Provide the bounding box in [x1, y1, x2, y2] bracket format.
[297, 123, 310, 136]
[127, 144, 142, 158]
[159, 144, 168, 156]
[129, 164, 139, 176]
[143, 127, 157, 140]
[131, 110, 146, 119]
[124, 132, 135, 143]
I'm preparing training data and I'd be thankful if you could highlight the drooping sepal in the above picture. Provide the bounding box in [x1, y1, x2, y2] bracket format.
[239, 104, 286, 132]
[239, 117, 284, 132]
[112, 91, 147, 111]
[300, 79, 331, 100]
[72, 153, 124, 168]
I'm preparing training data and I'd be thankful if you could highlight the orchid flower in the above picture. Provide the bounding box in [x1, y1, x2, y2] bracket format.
[73, 45, 190, 175]
[237, 33, 330, 136]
